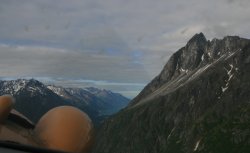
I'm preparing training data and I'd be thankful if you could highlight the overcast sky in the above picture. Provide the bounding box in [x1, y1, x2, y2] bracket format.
[0, 0, 250, 98]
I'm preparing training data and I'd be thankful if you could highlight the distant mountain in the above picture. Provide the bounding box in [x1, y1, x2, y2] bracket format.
[0, 79, 130, 126]
[92, 33, 250, 153]
[47, 85, 129, 116]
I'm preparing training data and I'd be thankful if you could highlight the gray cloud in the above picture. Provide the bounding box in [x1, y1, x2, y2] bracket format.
[0, 44, 150, 82]
[0, 44, 148, 98]
[0, 0, 250, 97]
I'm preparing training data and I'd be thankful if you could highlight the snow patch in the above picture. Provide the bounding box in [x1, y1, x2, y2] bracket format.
[167, 128, 175, 140]
[221, 64, 234, 93]
[201, 54, 204, 61]
[27, 86, 43, 94]
[27, 87, 36, 91]
[1, 79, 28, 95]
[176, 62, 179, 70]
[180, 68, 189, 73]
[14, 84, 24, 93]
[194, 139, 201, 151]
[222, 86, 228, 93]
[47, 85, 65, 97]
[208, 52, 211, 57]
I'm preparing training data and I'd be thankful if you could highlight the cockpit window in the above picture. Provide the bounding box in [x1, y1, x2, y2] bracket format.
[0, 0, 249, 153]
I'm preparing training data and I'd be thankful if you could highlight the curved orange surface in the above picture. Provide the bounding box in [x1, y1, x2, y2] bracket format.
[0, 95, 14, 123]
[34, 106, 93, 153]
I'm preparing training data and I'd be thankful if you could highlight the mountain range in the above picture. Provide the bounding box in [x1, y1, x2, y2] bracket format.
[92, 33, 250, 153]
[0, 79, 130, 126]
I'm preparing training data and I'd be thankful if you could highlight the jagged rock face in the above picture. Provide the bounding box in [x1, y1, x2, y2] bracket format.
[130, 33, 249, 106]
[92, 34, 250, 153]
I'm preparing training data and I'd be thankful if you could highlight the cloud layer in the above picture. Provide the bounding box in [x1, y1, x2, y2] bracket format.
[0, 0, 250, 97]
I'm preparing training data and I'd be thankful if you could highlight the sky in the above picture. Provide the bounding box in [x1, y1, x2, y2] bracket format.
[0, 0, 250, 98]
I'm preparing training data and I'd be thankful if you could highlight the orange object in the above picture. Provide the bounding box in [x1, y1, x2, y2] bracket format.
[35, 106, 93, 153]
[0, 95, 14, 123]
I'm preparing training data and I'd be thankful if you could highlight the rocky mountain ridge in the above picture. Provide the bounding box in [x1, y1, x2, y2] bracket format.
[0, 79, 129, 126]
[92, 33, 250, 153]
[130, 33, 249, 107]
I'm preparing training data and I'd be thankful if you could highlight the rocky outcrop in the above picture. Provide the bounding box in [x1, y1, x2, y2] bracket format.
[130, 33, 249, 107]
[92, 33, 250, 153]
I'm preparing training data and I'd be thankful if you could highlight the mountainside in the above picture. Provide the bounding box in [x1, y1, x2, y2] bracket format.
[0, 79, 129, 126]
[92, 33, 250, 153]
